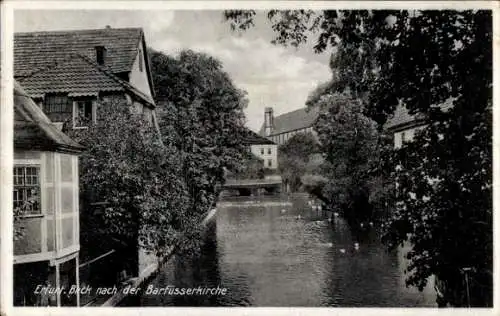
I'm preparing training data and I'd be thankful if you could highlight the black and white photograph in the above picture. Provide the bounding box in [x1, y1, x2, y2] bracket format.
[0, 1, 496, 313]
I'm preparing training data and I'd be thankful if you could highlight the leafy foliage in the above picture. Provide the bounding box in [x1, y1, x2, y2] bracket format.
[67, 100, 195, 258]
[227, 150, 265, 180]
[224, 9, 493, 306]
[311, 93, 391, 223]
[278, 132, 319, 192]
[149, 48, 249, 232]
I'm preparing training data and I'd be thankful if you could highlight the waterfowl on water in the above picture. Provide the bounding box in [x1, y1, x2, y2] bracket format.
[354, 242, 360, 250]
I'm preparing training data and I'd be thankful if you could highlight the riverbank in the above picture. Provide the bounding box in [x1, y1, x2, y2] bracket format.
[97, 208, 218, 307]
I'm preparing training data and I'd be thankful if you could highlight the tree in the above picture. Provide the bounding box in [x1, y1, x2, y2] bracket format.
[67, 99, 196, 259]
[149, 48, 249, 223]
[227, 150, 265, 180]
[278, 132, 319, 192]
[224, 10, 493, 306]
[311, 93, 390, 223]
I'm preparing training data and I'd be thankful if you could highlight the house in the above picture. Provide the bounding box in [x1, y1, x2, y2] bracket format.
[14, 27, 160, 304]
[243, 129, 278, 169]
[385, 100, 453, 148]
[384, 105, 426, 148]
[13, 81, 84, 306]
[259, 106, 318, 146]
[14, 27, 159, 133]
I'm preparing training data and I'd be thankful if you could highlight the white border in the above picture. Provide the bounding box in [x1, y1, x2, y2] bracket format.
[1, 1, 499, 316]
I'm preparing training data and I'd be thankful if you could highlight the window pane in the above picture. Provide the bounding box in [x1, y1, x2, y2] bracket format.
[14, 167, 24, 185]
[13, 166, 41, 214]
[62, 217, 74, 249]
[44, 186, 55, 215]
[61, 187, 74, 214]
[75, 100, 94, 127]
[45, 94, 70, 113]
[61, 155, 73, 182]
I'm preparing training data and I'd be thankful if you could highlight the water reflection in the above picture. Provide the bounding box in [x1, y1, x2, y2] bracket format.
[127, 194, 436, 307]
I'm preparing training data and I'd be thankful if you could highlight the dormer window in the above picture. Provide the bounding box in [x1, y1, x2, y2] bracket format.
[73, 99, 96, 128]
[95, 46, 106, 65]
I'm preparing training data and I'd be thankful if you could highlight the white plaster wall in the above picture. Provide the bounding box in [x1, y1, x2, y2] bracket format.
[250, 144, 278, 169]
[129, 46, 153, 99]
[394, 126, 425, 149]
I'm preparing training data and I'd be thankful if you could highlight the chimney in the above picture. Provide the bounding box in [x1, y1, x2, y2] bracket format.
[95, 46, 107, 65]
[264, 107, 274, 136]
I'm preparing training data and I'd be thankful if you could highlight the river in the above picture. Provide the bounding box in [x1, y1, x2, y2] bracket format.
[122, 194, 437, 307]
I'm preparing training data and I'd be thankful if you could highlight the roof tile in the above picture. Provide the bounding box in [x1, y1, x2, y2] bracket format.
[243, 129, 276, 145]
[259, 107, 319, 136]
[14, 28, 142, 77]
[19, 54, 125, 97]
[14, 81, 84, 152]
[18, 54, 155, 107]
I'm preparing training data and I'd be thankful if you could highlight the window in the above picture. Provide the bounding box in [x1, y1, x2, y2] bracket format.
[261, 148, 264, 155]
[268, 159, 272, 167]
[44, 94, 71, 114]
[268, 148, 272, 155]
[401, 131, 407, 143]
[138, 50, 144, 72]
[13, 166, 40, 215]
[73, 99, 95, 128]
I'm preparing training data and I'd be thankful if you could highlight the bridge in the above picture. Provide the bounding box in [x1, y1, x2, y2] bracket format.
[220, 178, 282, 196]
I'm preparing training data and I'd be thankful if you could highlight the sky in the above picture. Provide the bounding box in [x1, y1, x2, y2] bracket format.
[14, 10, 333, 132]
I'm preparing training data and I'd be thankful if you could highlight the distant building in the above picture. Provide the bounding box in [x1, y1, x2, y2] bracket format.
[13, 81, 84, 306]
[385, 105, 426, 148]
[258, 106, 319, 146]
[243, 129, 278, 169]
[385, 100, 453, 148]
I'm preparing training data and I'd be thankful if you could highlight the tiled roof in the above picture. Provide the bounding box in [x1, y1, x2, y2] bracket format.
[259, 106, 319, 136]
[18, 54, 155, 107]
[14, 28, 142, 78]
[384, 105, 424, 130]
[385, 99, 454, 131]
[14, 81, 84, 153]
[243, 129, 276, 145]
